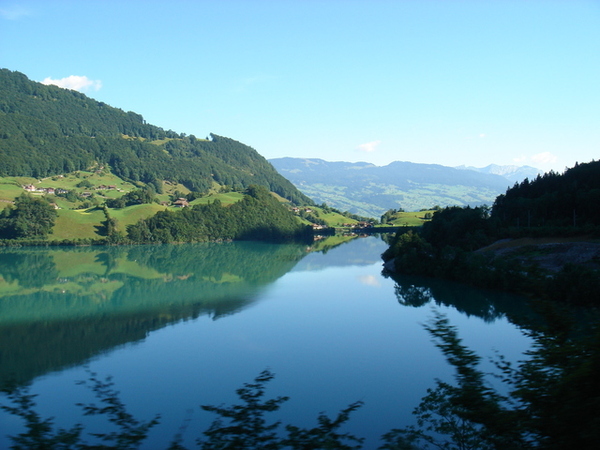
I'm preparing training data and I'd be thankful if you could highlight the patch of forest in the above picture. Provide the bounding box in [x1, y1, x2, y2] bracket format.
[382, 159, 600, 306]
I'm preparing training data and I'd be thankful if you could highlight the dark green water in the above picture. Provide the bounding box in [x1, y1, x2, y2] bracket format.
[0, 236, 532, 448]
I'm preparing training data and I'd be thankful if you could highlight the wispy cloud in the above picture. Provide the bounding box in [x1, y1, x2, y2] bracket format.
[530, 152, 558, 165]
[357, 274, 380, 287]
[42, 75, 103, 92]
[0, 5, 30, 20]
[357, 140, 381, 153]
[513, 155, 527, 164]
[513, 152, 558, 166]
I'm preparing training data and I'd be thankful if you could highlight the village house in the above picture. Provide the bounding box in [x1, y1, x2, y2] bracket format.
[355, 221, 373, 228]
[173, 198, 189, 207]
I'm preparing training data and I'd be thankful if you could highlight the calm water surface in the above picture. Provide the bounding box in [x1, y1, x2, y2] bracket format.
[0, 236, 533, 448]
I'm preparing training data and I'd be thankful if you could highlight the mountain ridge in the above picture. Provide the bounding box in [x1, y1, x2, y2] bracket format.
[269, 157, 523, 216]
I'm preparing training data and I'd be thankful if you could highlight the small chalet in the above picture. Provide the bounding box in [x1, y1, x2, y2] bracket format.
[173, 198, 189, 208]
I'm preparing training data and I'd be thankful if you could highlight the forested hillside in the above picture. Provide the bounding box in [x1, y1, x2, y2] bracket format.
[382, 159, 600, 304]
[492, 160, 600, 228]
[126, 185, 312, 243]
[0, 69, 311, 205]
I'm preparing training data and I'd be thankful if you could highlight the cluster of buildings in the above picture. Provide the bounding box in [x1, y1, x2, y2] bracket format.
[23, 185, 68, 195]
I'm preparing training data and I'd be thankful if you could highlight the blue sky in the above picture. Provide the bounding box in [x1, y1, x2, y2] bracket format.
[1, 0, 599, 173]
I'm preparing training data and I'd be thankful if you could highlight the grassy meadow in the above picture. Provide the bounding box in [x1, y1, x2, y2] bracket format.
[380, 210, 433, 227]
[1, 168, 432, 243]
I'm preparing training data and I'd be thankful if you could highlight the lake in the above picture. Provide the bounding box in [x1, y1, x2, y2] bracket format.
[0, 235, 533, 448]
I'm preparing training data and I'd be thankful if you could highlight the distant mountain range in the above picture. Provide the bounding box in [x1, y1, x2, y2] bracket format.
[455, 164, 542, 184]
[269, 158, 539, 217]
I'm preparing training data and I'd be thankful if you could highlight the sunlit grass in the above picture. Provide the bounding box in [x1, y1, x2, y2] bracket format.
[51, 208, 106, 240]
[109, 203, 166, 230]
[192, 191, 244, 206]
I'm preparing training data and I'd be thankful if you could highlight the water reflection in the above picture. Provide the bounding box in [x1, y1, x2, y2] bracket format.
[388, 271, 535, 324]
[0, 236, 536, 449]
[0, 235, 532, 388]
[0, 242, 310, 385]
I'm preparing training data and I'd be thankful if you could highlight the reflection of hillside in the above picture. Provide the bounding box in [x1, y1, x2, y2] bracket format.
[0, 298, 245, 386]
[295, 234, 390, 271]
[387, 272, 536, 325]
[0, 242, 307, 385]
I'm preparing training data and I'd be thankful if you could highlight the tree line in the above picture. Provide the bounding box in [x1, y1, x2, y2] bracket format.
[382, 160, 600, 305]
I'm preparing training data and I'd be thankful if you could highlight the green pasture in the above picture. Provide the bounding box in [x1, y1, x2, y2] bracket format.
[51, 208, 106, 240]
[108, 203, 166, 230]
[319, 210, 359, 226]
[39, 171, 135, 192]
[191, 191, 245, 207]
[0, 176, 36, 202]
[381, 210, 433, 227]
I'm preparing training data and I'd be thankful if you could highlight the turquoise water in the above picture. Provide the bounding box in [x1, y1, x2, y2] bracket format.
[0, 236, 532, 448]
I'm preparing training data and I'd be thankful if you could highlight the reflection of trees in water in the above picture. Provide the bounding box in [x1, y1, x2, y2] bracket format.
[394, 284, 433, 308]
[125, 242, 306, 284]
[389, 272, 534, 324]
[0, 252, 58, 288]
[94, 251, 121, 276]
[4, 311, 598, 449]
[0, 293, 252, 386]
[0, 242, 308, 386]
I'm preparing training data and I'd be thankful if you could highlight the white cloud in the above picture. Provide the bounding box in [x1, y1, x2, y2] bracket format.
[357, 140, 381, 153]
[357, 275, 380, 287]
[513, 152, 559, 170]
[42, 75, 102, 92]
[531, 152, 558, 165]
[0, 5, 30, 20]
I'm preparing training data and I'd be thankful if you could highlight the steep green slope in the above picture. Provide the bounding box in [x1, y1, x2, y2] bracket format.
[0, 69, 312, 205]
